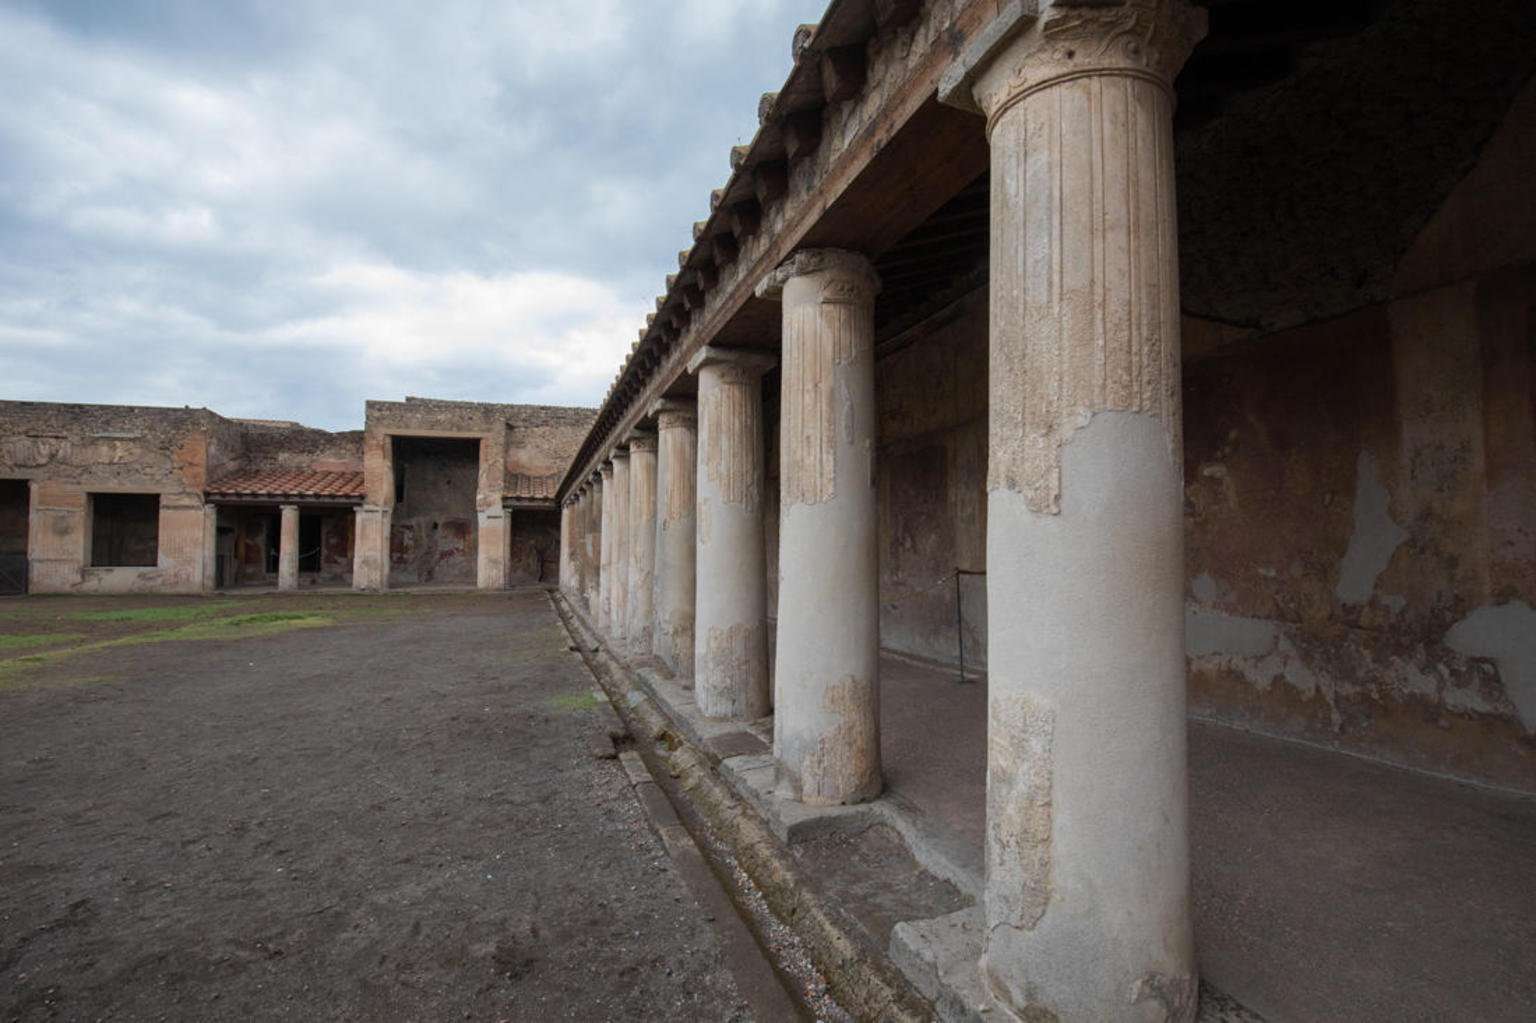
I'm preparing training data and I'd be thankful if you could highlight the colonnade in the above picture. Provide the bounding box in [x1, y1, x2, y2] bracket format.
[560, 3, 1204, 1017]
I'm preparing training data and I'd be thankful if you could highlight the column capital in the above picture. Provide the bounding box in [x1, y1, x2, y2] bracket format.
[648, 396, 696, 416]
[599, 462, 614, 480]
[610, 446, 630, 463]
[279, 503, 299, 513]
[626, 430, 658, 453]
[940, 0, 1205, 127]
[686, 345, 777, 379]
[756, 247, 879, 303]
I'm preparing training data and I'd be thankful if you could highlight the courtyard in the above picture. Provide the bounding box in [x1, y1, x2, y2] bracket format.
[0, 591, 754, 1021]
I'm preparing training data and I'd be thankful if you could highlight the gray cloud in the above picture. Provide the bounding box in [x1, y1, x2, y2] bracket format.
[0, 0, 828, 430]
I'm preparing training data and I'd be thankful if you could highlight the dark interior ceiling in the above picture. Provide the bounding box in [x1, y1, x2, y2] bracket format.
[869, 0, 1536, 344]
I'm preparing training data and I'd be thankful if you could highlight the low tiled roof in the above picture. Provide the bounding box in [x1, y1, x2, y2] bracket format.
[506, 473, 561, 501]
[207, 469, 365, 500]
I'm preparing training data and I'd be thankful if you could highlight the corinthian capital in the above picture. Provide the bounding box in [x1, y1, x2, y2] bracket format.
[943, 0, 1206, 124]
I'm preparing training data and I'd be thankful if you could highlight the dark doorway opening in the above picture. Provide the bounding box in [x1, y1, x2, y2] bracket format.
[299, 514, 322, 574]
[90, 493, 159, 567]
[0, 479, 28, 595]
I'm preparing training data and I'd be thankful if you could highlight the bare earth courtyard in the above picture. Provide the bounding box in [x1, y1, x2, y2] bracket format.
[0, 591, 751, 1022]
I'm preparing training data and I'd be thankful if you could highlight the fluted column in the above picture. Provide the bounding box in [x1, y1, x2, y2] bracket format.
[608, 448, 631, 643]
[572, 489, 588, 602]
[597, 463, 614, 632]
[559, 500, 574, 594]
[626, 431, 658, 652]
[687, 346, 775, 719]
[651, 399, 698, 677]
[584, 478, 601, 615]
[946, 2, 1207, 1019]
[757, 249, 881, 805]
[277, 504, 300, 591]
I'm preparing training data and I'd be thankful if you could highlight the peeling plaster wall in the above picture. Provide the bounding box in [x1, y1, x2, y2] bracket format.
[389, 437, 479, 587]
[508, 508, 559, 585]
[875, 293, 989, 669]
[1181, 82, 1536, 788]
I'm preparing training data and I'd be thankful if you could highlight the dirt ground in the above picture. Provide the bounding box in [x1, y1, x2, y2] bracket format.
[0, 589, 750, 1022]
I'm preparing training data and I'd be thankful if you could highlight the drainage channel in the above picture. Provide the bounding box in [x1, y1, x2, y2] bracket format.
[552, 596, 838, 1022]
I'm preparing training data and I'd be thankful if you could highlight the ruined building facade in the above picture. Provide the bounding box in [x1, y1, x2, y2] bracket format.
[0, 397, 592, 595]
[553, 0, 1536, 1020]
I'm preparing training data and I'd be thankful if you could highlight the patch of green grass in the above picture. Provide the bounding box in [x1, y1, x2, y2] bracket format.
[121, 613, 333, 644]
[0, 612, 335, 683]
[71, 601, 239, 623]
[0, 632, 85, 651]
[548, 690, 602, 712]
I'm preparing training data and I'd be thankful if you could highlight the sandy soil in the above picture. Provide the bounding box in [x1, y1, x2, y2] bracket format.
[0, 589, 749, 1022]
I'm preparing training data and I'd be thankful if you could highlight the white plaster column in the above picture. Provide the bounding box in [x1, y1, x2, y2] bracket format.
[945, 2, 1207, 1019]
[757, 249, 882, 805]
[585, 478, 602, 615]
[651, 399, 698, 676]
[200, 503, 219, 592]
[578, 487, 593, 609]
[625, 431, 658, 653]
[597, 463, 614, 631]
[277, 504, 300, 591]
[687, 346, 775, 719]
[608, 448, 631, 643]
[565, 497, 577, 592]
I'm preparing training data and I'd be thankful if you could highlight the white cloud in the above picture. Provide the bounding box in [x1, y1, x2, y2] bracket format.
[0, 0, 831, 429]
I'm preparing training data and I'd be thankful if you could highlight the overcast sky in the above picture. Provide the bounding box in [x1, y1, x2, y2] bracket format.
[0, 0, 829, 430]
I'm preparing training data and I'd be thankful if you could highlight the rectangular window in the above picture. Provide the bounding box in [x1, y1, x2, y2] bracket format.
[90, 493, 160, 567]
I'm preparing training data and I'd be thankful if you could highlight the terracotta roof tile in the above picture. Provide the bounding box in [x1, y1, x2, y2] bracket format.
[506, 472, 560, 500]
[207, 468, 365, 500]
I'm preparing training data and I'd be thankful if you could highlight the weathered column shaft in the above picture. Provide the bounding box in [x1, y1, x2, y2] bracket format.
[201, 503, 219, 592]
[956, 3, 1207, 1019]
[652, 400, 698, 676]
[277, 504, 300, 591]
[598, 464, 614, 631]
[758, 249, 882, 805]
[583, 485, 599, 612]
[626, 432, 658, 652]
[559, 502, 573, 594]
[688, 347, 775, 719]
[608, 449, 631, 642]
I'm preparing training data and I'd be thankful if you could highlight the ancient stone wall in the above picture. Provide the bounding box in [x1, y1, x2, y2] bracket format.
[240, 423, 363, 473]
[0, 401, 218, 593]
[505, 406, 595, 478]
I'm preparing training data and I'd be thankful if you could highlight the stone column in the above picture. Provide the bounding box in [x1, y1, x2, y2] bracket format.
[277, 504, 300, 591]
[944, 3, 1206, 1019]
[597, 463, 614, 631]
[608, 448, 631, 643]
[757, 249, 882, 805]
[625, 431, 658, 653]
[651, 399, 698, 677]
[201, 503, 219, 592]
[586, 477, 603, 616]
[687, 346, 775, 719]
[559, 500, 574, 594]
[576, 488, 591, 607]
